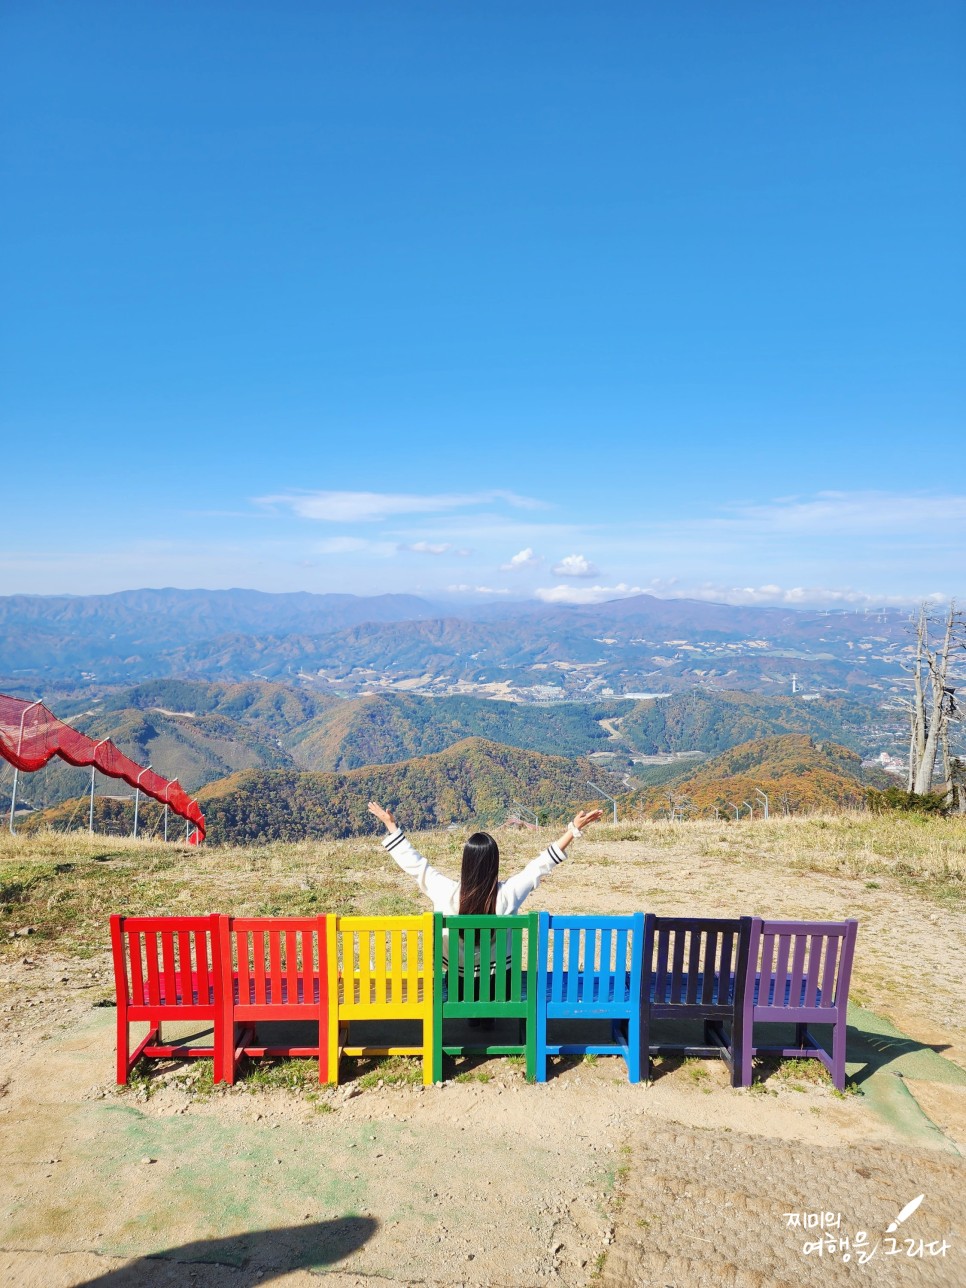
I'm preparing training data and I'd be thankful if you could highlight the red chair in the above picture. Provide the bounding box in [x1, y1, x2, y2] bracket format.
[110, 914, 224, 1085]
[219, 915, 337, 1085]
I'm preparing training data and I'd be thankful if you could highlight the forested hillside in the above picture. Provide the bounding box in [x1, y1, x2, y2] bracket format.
[197, 737, 618, 843]
[618, 689, 881, 756]
[288, 693, 623, 769]
[627, 734, 888, 818]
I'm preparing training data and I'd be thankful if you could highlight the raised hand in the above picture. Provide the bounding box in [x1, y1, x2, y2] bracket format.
[367, 801, 397, 833]
[574, 808, 604, 830]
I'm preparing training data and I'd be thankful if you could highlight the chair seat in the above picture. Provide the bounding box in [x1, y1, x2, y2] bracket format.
[753, 974, 825, 1009]
[135, 972, 216, 1007]
[648, 971, 735, 1006]
[233, 975, 322, 1006]
[339, 978, 425, 1005]
[544, 971, 633, 1004]
[441, 976, 526, 1004]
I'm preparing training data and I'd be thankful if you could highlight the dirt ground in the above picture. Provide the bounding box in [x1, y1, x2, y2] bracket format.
[1, 826, 964, 1287]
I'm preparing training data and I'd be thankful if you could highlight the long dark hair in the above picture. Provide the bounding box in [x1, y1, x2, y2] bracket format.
[458, 832, 500, 915]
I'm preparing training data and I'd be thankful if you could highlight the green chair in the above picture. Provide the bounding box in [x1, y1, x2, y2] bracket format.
[433, 912, 538, 1082]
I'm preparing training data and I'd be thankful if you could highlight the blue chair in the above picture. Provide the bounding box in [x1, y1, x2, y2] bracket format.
[534, 912, 645, 1083]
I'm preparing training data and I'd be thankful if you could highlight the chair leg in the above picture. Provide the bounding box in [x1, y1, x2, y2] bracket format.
[422, 1012, 435, 1086]
[223, 1021, 236, 1086]
[116, 1012, 129, 1085]
[432, 997, 443, 1086]
[640, 1012, 651, 1083]
[625, 1015, 641, 1085]
[831, 1021, 847, 1091]
[327, 1016, 341, 1087]
[535, 1012, 547, 1084]
[739, 1024, 754, 1089]
[795, 1022, 806, 1048]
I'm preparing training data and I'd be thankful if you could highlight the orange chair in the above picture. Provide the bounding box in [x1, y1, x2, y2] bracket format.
[219, 915, 337, 1084]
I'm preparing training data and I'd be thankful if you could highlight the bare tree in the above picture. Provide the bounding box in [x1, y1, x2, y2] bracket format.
[904, 602, 964, 796]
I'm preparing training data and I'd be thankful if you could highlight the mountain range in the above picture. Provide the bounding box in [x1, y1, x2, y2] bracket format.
[1, 586, 917, 701]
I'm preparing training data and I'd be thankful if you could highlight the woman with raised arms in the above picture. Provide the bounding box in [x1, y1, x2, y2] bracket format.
[366, 802, 603, 917]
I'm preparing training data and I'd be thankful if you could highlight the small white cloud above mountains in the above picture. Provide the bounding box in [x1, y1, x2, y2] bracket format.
[551, 554, 600, 578]
[536, 583, 643, 604]
[500, 548, 541, 571]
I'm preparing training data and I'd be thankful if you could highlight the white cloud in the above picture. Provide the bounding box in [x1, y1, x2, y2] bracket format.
[551, 553, 600, 578]
[404, 541, 454, 556]
[445, 584, 511, 595]
[642, 578, 947, 608]
[535, 583, 645, 605]
[315, 537, 398, 556]
[725, 491, 966, 536]
[256, 489, 547, 523]
[500, 547, 541, 571]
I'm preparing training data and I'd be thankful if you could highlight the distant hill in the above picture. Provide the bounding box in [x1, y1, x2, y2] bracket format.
[288, 692, 624, 770]
[197, 737, 619, 843]
[618, 689, 879, 757]
[627, 733, 889, 817]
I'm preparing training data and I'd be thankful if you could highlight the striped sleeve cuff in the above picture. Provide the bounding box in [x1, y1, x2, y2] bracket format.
[548, 842, 566, 865]
[382, 828, 406, 852]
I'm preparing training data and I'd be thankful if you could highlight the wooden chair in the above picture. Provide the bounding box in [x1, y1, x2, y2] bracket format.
[433, 913, 538, 1082]
[534, 912, 645, 1083]
[336, 914, 435, 1086]
[739, 919, 858, 1091]
[641, 914, 752, 1086]
[111, 914, 224, 1084]
[219, 915, 337, 1085]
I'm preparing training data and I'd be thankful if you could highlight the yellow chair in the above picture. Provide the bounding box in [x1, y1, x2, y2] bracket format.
[335, 914, 435, 1086]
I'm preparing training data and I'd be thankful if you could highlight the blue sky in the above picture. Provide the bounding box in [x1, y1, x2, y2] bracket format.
[1, 2, 963, 607]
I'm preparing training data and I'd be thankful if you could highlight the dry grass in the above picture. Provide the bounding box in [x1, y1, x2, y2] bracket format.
[2, 812, 962, 961]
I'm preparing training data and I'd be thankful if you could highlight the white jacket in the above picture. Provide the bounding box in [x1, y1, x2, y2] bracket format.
[381, 828, 567, 915]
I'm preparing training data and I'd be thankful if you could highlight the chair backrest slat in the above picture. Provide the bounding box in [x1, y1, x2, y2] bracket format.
[127, 931, 146, 1004]
[701, 930, 718, 1004]
[144, 933, 162, 1005]
[717, 930, 734, 1003]
[801, 935, 819, 1006]
[820, 932, 840, 1003]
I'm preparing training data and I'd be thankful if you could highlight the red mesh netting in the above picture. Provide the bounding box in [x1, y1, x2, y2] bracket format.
[1, 694, 205, 842]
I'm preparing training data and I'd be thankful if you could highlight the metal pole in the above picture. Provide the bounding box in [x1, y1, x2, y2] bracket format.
[586, 781, 618, 824]
[8, 699, 43, 835]
[89, 739, 109, 835]
[726, 801, 740, 820]
[755, 788, 769, 820]
[163, 779, 177, 843]
[133, 764, 152, 839]
[743, 800, 754, 819]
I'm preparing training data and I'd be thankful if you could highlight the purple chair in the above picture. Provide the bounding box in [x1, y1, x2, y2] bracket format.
[739, 919, 858, 1091]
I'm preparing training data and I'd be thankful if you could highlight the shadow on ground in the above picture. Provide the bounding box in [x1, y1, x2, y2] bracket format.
[75, 1216, 379, 1286]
